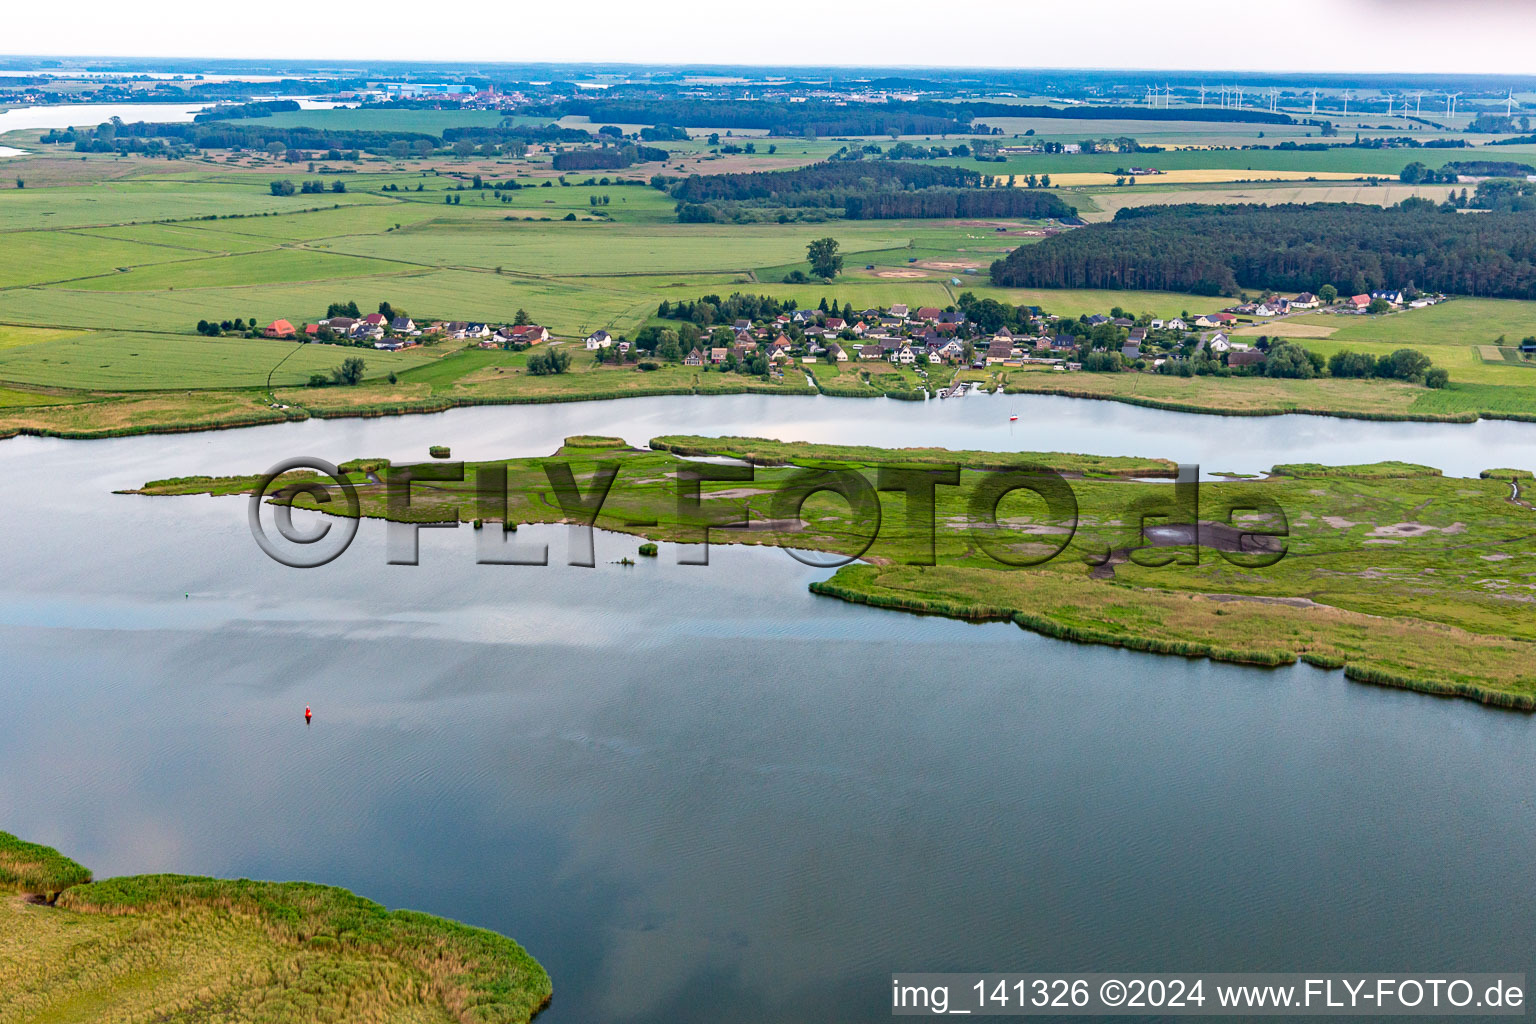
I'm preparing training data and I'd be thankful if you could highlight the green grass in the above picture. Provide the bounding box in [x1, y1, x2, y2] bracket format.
[0, 179, 390, 231]
[0, 332, 439, 390]
[0, 831, 92, 896]
[0, 831, 549, 1023]
[316, 220, 913, 277]
[61, 247, 409, 291]
[0, 230, 209, 287]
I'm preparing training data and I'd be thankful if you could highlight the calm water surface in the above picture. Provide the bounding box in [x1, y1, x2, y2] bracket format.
[1, 395, 1532, 1022]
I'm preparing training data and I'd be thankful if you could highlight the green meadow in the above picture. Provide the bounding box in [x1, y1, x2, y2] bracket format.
[1, 142, 1535, 427]
[0, 830, 550, 1023]
[0, 332, 439, 390]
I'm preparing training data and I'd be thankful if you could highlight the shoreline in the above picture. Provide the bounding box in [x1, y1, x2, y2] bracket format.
[1, 830, 552, 1022]
[809, 574, 1536, 713]
[0, 373, 1527, 445]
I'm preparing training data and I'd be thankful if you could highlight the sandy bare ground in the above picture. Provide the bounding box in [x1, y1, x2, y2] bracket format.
[875, 269, 930, 279]
[1233, 322, 1338, 338]
[915, 258, 984, 270]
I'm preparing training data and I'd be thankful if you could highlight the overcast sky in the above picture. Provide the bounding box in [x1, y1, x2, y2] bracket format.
[7, 0, 1534, 77]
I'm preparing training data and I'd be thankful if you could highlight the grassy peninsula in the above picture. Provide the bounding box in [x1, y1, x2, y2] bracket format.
[0, 831, 550, 1023]
[135, 436, 1536, 709]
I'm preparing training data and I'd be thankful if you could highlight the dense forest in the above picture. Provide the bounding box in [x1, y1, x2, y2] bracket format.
[663, 159, 1073, 222]
[530, 97, 1293, 133]
[45, 118, 597, 156]
[53, 120, 441, 154]
[195, 99, 302, 121]
[990, 202, 1536, 298]
[844, 189, 1074, 220]
[669, 161, 983, 203]
[551, 144, 669, 170]
[527, 98, 967, 136]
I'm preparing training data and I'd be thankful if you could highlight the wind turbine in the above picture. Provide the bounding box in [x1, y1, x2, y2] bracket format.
[1199, 84, 1207, 107]
[1445, 91, 1461, 121]
[1383, 92, 1393, 118]
[1414, 91, 1424, 117]
[1235, 86, 1244, 110]
[1508, 88, 1517, 117]
[1164, 84, 1172, 108]
[1270, 87, 1280, 112]
[1341, 89, 1351, 117]
[1310, 87, 1318, 116]
[1145, 85, 1155, 108]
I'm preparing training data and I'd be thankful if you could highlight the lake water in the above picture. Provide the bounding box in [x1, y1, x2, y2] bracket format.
[0, 97, 348, 141]
[0, 102, 208, 134]
[1, 394, 1533, 1022]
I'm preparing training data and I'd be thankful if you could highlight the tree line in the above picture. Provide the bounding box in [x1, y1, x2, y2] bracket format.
[990, 201, 1536, 299]
[668, 159, 984, 203]
[844, 188, 1074, 220]
[527, 97, 1292, 134]
[551, 144, 669, 171]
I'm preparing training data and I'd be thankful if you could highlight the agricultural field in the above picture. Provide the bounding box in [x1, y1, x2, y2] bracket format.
[1075, 181, 1460, 221]
[0, 331, 440, 390]
[934, 144, 1478, 178]
[2, 128, 1535, 436]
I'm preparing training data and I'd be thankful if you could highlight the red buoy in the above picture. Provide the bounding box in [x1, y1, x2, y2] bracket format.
[304, 705, 312, 723]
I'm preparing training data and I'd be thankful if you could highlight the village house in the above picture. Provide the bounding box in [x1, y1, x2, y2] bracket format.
[508, 324, 549, 344]
[892, 344, 916, 365]
[914, 306, 942, 322]
[986, 338, 1014, 364]
[826, 343, 849, 362]
[1164, 317, 1187, 331]
[1204, 331, 1232, 353]
[1348, 294, 1371, 310]
[263, 319, 297, 339]
[390, 316, 417, 334]
[1229, 349, 1267, 368]
[889, 303, 909, 318]
[1370, 290, 1405, 306]
[1290, 293, 1318, 309]
[710, 347, 728, 364]
[1121, 340, 1141, 361]
[684, 348, 704, 366]
[585, 329, 613, 349]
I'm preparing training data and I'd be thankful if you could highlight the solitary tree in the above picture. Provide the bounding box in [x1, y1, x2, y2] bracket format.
[331, 357, 367, 386]
[807, 237, 843, 279]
